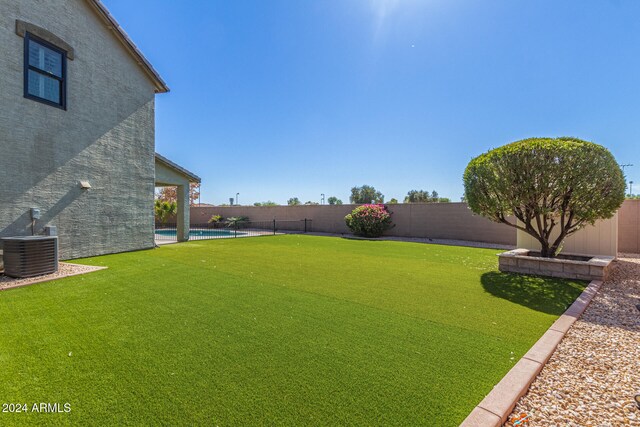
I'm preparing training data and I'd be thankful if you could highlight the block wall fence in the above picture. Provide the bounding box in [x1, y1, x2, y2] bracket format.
[618, 199, 640, 253]
[191, 203, 517, 245]
[192, 200, 640, 253]
[517, 214, 619, 257]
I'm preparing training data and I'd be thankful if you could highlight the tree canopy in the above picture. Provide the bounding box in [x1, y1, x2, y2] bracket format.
[154, 199, 177, 224]
[156, 183, 200, 206]
[464, 137, 625, 257]
[404, 190, 448, 203]
[350, 185, 384, 204]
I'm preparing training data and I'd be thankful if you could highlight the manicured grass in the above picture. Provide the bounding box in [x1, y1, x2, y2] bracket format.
[0, 235, 585, 426]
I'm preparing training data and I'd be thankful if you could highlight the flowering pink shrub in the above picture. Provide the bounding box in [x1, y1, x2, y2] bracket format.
[344, 204, 393, 237]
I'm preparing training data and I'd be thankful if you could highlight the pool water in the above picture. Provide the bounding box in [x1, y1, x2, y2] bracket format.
[155, 229, 245, 237]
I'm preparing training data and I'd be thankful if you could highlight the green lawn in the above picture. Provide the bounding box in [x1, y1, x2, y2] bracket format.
[0, 235, 585, 426]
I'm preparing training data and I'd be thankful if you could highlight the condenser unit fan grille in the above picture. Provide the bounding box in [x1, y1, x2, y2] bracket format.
[1, 236, 59, 278]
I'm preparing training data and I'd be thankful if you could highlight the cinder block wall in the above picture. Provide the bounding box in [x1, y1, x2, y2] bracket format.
[192, 201, 639, 253]
[191, 203, 517, 245]
[0, 0, 157, 259]
[619, 199, 640, 253]
[517, 215, 618, 257]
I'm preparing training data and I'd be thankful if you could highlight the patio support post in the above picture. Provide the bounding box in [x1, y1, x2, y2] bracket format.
[176, 184, 189, 242]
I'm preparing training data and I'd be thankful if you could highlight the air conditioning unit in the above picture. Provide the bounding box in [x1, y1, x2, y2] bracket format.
[1, 236, 59, 278]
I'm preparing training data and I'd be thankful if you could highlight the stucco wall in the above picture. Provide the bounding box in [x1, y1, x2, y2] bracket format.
[0, 0, 157, 259]
[619, 199, 640, 253]
[191, 203, 517, 245]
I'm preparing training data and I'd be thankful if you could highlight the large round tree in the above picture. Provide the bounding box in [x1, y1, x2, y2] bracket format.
[464, 137, 625, 258]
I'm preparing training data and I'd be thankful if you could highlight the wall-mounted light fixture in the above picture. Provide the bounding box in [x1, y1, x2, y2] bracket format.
[79, 181, 91, 190]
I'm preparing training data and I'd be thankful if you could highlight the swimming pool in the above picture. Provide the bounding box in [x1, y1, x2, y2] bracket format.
[155, 228, 246, 238]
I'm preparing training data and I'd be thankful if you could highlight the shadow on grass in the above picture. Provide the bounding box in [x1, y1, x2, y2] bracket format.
[481, 271, 586, 315]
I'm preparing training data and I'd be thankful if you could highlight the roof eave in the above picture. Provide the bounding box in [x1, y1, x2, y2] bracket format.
[87, 0, 169, 93]
[155, 153, 201, 183]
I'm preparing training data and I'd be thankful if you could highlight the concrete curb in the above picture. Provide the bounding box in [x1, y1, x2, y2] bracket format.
[460, 279, 603, 427]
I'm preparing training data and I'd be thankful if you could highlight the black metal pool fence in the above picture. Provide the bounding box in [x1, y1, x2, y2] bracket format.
[154, 219, 312, 241]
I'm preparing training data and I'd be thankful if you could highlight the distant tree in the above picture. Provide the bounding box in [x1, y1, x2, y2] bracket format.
[287, 197, 301, 206]
[464, 137, 625, 257]
[191, 184, 201, 205]
[388, 198, 399, 204]
[154, 199, 177, 224]
[304, 201, 320, 205]
[460, 195, 468, 203]
[327, 196, 343, 205]
[350, 185, 384, 204]
[208, 215, 223, 223]
[254, 201, 278, 206]
[226, 216, 249, 227]
[156, 183, 200, 206]
[430, 191, 439, 202]
[404, 190, 431, 203]
[437, 198, 451, 203]
[207, 214, 224, 229]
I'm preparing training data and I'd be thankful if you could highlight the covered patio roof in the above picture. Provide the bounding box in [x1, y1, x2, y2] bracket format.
[155, 153, 200, 186]
[154, 153, 200, 243]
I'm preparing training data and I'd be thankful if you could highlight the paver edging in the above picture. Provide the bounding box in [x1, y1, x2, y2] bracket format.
[498, 249, 613, 282]
[459, 279, 603, 426]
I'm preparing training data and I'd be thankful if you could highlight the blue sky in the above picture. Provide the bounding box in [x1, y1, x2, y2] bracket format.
[104, 0, 640, 204]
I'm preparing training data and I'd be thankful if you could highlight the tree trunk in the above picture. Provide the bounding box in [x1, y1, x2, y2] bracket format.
[539, 242, 553, 258]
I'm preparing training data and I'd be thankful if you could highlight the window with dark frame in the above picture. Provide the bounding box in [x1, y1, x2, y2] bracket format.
[24, 32, 67, 109]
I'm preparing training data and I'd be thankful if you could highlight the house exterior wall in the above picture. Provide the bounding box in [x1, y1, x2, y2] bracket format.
[190, 203, 518, 245]
[0, 0, 157, 259]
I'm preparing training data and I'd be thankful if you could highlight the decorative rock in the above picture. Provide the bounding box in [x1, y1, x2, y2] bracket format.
[507, 254, 640, 426]
[0, 262, 105, 290]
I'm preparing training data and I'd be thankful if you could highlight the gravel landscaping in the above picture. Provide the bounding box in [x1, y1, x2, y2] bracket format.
[508, 253, 640, 426]
[0, 262, 106, 290]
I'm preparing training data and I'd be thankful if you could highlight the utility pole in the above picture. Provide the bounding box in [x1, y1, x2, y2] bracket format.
[630, 181, 634, 196]
[236, 193, 240, 206]
[620, 164, 633, 194]
[320, 194, 325, 205]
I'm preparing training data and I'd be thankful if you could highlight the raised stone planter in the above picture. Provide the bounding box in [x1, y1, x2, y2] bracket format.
[498, 249, 614, 281]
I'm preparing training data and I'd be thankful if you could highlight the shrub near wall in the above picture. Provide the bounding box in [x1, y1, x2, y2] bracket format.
[345, 204, 393, 237]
